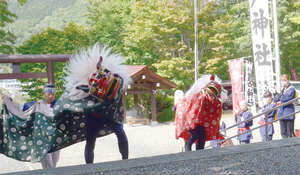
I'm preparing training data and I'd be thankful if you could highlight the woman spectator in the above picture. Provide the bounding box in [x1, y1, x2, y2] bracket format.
[273, 74, 296, 138]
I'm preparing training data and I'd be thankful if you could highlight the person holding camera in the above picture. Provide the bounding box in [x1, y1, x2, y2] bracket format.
[273, 74, 296, 138]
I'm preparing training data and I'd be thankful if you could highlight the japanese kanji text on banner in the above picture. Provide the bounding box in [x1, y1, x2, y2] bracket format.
[228, 59, 243, 112]
[245, 60, 256, 113]
[249, 0, 275, 102]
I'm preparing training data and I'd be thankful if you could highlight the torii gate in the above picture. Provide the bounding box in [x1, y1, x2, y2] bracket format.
[0, 55, 178, 123]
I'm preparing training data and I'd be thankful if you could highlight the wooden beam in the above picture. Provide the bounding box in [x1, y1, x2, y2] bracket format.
[139, 73, 158, 83]
[131, 82, 156, 88]
[0, 72, 47, 79]
[0, 54, 71, 63]
[127, 90, 152, 94]
[136, 73, 173, 90]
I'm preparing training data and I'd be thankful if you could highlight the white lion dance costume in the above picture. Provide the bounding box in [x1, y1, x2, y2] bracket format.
[175, 74, 226, 151]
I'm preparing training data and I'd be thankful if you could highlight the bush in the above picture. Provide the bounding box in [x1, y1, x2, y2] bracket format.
[157, 107, 175, 123]
[136, 89, 175, 122]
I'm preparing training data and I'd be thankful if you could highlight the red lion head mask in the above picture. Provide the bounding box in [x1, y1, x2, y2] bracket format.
[88, 56, 121, 101]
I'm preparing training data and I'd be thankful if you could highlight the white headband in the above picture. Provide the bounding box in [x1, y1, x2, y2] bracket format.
[44, 87, 56, 93]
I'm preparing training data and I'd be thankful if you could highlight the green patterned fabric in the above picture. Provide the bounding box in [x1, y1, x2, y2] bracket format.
[0, 101, 68, 162]
[0, 81, 124, 162]
[53, 78, 125, 140]
[54, 91, 124, 126]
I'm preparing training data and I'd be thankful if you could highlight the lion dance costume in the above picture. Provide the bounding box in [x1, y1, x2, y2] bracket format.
[0, 43, 131, 163]
[175, 74, 225, 151]
[53, 43, 132, 163]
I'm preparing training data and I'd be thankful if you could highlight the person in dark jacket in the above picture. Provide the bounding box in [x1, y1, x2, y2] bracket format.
[258, 91, 277, 141]
[273, 74, 296, 138]
[235, 100, 253, 144]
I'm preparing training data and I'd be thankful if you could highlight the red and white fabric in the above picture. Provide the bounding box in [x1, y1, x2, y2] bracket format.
[175, 91, 222, 142]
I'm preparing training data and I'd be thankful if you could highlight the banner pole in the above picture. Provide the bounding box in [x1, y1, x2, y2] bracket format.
[194, 0, 198, 82]
[241, 58, 244, 100]
[273, 0, 281, 86]
[273, 0, 282, 140]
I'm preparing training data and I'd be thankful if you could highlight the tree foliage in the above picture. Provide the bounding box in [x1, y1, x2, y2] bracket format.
[277, 0, 300, 75]
[86, 0, 136, 54]
[291, 0, 300, 27]
[123, 0, 233, 91]
[220, 1, 252, 59]
[17, 0, 27, 5]
[0, 0, 17, 54]
[15, 21, 91, 101]
[5, 0, 87, 45]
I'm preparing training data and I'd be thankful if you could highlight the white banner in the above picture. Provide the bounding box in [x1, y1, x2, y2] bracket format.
[249, 0, 275, 103]
[245, 60, 256, 113]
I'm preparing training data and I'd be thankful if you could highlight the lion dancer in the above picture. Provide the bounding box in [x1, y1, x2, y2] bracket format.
[54, 43, 132, 163]
[175, 74, 225, 151]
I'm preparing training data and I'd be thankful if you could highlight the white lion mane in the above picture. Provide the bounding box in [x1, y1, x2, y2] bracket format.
[185, 74, 227, 103]
[64, 43, 132, 99]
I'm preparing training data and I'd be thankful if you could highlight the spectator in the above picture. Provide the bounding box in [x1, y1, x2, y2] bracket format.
[273, 74, 296, 138]
[258, 91, 277, 141]
[235, 100, 253, 144]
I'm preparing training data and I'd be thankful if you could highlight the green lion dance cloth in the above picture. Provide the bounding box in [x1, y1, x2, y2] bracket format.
[0, 43, 132, 162]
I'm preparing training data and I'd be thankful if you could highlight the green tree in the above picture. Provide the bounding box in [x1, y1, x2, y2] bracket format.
[0, 0, 28, 54]
[219, 1, 252, 59]
[15, 21, 91, 101]
[277, 0, 300, 76]
[124, 0, 233, 91]
[290, 0, 300, 29]
[5, 0, 87, 45]
[86, 0, 136, 54]
[0, 0, 16, 54]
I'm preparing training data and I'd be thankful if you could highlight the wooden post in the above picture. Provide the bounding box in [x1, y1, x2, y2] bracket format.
[151, 88, 157, 121]
[123, 93, 127, 123]
[134, 94, 139, 117]
[46, 61, 55, 83]
[12, 63, 20, 73]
